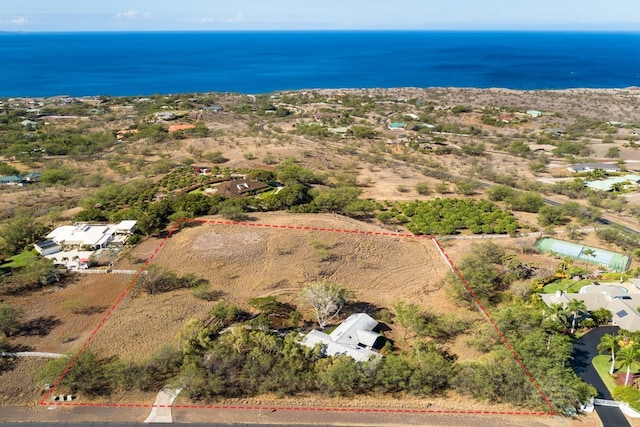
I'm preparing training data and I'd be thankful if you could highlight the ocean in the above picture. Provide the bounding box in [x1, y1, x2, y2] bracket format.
[1, 31, 639, 97]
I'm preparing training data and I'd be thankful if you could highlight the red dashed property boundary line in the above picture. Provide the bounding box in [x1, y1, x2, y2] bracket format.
[39, 218, 557, 417]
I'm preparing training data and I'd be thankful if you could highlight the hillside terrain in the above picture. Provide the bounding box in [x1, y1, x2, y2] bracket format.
[1, 87, 640, 420]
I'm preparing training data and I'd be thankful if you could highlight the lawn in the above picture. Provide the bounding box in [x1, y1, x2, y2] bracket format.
[542, 279, 592, 294]
[592, 355, 618, 393]
[0, 250, 36, 270]
[593, 354, 640, 392]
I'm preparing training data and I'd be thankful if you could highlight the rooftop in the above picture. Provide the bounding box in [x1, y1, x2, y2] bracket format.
[585, 174, 640, 192]
[302, 313, 384, 362]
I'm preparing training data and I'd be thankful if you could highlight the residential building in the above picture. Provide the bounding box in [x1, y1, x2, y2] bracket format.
[0, 175, 23, 186]
[302, 313, 385, 362]
[46, 221, 137, 251]
[388, 122, 407, 131]
[213, 178, 269, 198]
[567, 163, 620, 174]
[544, 128, 565, 137]
[585, 174, 640, 192]
[24, 172, 42, 182]
[20, 119, 37, 129]
[34, 240, 61, 256]
[541, 283, 640, 332]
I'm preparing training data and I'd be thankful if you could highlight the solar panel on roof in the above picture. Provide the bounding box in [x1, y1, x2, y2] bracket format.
[616, 309, 629, 318]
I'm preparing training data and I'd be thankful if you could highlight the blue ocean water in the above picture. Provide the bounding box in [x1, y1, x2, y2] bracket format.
[0, 31, 639, 97]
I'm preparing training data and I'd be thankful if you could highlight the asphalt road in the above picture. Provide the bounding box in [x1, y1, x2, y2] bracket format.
[0, 405, 567, 427]
[571, 326, 631, 427]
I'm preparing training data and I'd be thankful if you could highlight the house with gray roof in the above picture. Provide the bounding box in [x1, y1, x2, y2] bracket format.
[302, 313, 385, 362]
[541, 283, 640, 332]
[34, 240, 61, 256]
[567, 163, 620, 174]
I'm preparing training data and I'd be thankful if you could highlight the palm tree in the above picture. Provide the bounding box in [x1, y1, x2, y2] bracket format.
[567, 298, 587, 334]
[617, 344, 640, 385]
[597, 333, 619, 375]
[582, 248, 596, 274]
[545, 303, 570, 332]
[543, 303, 569, 332]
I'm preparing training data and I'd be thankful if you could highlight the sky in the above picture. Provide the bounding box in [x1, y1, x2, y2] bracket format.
[1, 0, 639, 32]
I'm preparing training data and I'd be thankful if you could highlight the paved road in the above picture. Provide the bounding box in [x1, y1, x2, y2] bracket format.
[571, 326, 631, 427]
[0, 405, 568, 427]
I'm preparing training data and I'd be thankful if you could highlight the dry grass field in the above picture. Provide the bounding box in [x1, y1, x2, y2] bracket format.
[0, 212, 486, 409]
[88, 212, 466, 362]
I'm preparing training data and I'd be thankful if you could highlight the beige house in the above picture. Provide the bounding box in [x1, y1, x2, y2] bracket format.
[541, 283, 640, 331]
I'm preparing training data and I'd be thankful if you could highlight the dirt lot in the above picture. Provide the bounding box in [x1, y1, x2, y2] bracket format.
[1, 273, 131, 354]
[87, 212, 468, 363]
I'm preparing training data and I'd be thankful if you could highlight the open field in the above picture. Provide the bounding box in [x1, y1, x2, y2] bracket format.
[88, 212, 464, 362]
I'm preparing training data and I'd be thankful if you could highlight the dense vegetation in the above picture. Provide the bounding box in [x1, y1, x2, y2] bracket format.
[380, 199, 519, 235]
[447, 242, 596, 413]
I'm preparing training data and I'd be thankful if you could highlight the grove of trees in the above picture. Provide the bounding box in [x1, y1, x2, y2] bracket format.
[388, 199, 519, 235]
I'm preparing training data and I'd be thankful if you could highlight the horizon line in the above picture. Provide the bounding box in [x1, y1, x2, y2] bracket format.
[2, 28, 640, 34]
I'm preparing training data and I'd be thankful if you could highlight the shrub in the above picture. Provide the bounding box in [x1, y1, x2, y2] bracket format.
[613, 385, 640, 411]
[414, 182, 430, 195]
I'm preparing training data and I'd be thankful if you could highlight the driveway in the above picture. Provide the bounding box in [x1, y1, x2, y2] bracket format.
[571, 326, 631, 427]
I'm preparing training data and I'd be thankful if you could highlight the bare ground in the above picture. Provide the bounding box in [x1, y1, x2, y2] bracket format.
[88, 212, 462, 363]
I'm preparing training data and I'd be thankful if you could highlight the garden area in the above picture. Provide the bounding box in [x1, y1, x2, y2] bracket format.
[594, 332, 640, 412]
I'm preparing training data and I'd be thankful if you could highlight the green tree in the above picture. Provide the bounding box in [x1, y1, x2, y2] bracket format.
[606, 146, 621, 158]
[538, 205, 569, 227]
[506, 192, 545, 213]
[0, 161, 19, 176]
[391, 301, 425, 339]
[448, 241, 508, 307]
[0, 214, 47, 256]
[2, 257, 60, 294]
[414, 182, 430, 195]
[350, 125, 377, 139]
[591, 308, 612, 326]
[454, 178, 479, 196]
[617, 344, 640, 386]
[375, 353, 412, 393]
[275, 159, 317, 186]
[543, 303, 570, 332]
[567, 299, 586, 334]
[0, 303, 24, 337]
[598, 333, 620, 375]
[487, 185, 516, 202]
[39, 350, 111, 396]
[315, 355, 367, 396]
